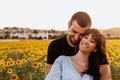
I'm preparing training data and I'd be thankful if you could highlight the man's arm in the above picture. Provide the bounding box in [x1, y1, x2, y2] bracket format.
[46, 42, 56, 74]
[46, 64, 52, 74]
[99, 64, 112, 80]
[46, 40, 60, 74]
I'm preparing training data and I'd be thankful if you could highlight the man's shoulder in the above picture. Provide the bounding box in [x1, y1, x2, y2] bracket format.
[51, 35, 66, 44]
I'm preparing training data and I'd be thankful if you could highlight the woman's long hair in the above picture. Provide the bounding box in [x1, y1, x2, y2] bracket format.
[75, 28, 108, 80]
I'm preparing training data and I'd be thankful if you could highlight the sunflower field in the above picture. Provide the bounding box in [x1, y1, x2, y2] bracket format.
[0, 39, 120, 80]
[0, 40, 50, 80]
[106, 40, 120, 80]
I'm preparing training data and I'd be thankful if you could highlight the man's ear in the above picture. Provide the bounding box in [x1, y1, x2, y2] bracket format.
[68, 20, 71, 29]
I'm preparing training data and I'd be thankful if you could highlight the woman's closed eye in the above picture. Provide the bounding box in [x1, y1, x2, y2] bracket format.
[90, 39, 95, 43]
[84, 35, 96, 43]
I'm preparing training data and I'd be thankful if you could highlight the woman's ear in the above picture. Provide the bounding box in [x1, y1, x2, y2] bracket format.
[93, 49, 97, 52]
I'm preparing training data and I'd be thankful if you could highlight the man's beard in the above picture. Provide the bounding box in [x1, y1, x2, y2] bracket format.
[68, 35, 81, 46]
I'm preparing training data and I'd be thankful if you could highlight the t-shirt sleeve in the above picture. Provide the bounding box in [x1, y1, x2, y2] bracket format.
[47, 40, 59, 64]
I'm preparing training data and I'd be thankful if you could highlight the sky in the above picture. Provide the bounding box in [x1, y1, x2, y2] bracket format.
[0, 0, 120, 30]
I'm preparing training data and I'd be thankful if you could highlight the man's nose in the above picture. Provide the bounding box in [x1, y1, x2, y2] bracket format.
[74, 34, 81, 40]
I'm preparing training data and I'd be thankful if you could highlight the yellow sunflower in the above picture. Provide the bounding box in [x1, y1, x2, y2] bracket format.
[10, 74, 18, 80]
[7, 68, 13, 74]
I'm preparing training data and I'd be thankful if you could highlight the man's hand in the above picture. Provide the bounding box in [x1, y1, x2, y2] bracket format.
[99, 64, 112, 80]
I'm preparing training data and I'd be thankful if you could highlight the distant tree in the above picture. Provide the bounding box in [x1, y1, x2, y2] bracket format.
[38, 36, 42, 40]
[33, 36, 37, 39]
[0, 36, 3, 39]
[48, 34, 58, 39]
[4, 32, 10, 39]
[19, 37, 26, 39]
[5, 34, 10, 39]
[48, 34, 52, 39]
[60, 31, 66, 37]
[33, 30, 38, 34]
[29, 34, 32, 39]
[13, 26, 18, 29]
[11, 36, 18, 39]
[50, 29, 56, 33]
[4, 27, 9, 29]
[106, 33, 111, 38]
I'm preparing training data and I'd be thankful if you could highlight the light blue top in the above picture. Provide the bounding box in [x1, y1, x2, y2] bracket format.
[45, 56, 93, 80]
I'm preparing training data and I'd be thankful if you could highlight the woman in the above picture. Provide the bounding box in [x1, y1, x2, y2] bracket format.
[45, 28, 111, 80]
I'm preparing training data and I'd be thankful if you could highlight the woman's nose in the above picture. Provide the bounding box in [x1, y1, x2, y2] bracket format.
[84, 39, 90, 44]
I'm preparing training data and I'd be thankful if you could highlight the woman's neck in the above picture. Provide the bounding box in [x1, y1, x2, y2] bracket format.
[71, 50, 89, 74]
[75, 50, 89, 66]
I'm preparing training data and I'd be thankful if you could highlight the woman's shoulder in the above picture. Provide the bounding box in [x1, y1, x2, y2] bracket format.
[55, 55, 70, 62]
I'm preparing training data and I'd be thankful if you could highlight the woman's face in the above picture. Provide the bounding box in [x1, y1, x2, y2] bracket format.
[79, 33, 97, 53]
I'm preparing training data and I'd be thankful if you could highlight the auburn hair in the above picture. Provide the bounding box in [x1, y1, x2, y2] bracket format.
[86, 29, 108, 80]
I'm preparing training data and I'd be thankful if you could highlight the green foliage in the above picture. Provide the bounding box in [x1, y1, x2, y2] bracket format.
[110, 63, 120, 80]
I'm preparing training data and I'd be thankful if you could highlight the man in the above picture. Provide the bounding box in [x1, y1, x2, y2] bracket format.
[47, 11, 112, 80]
